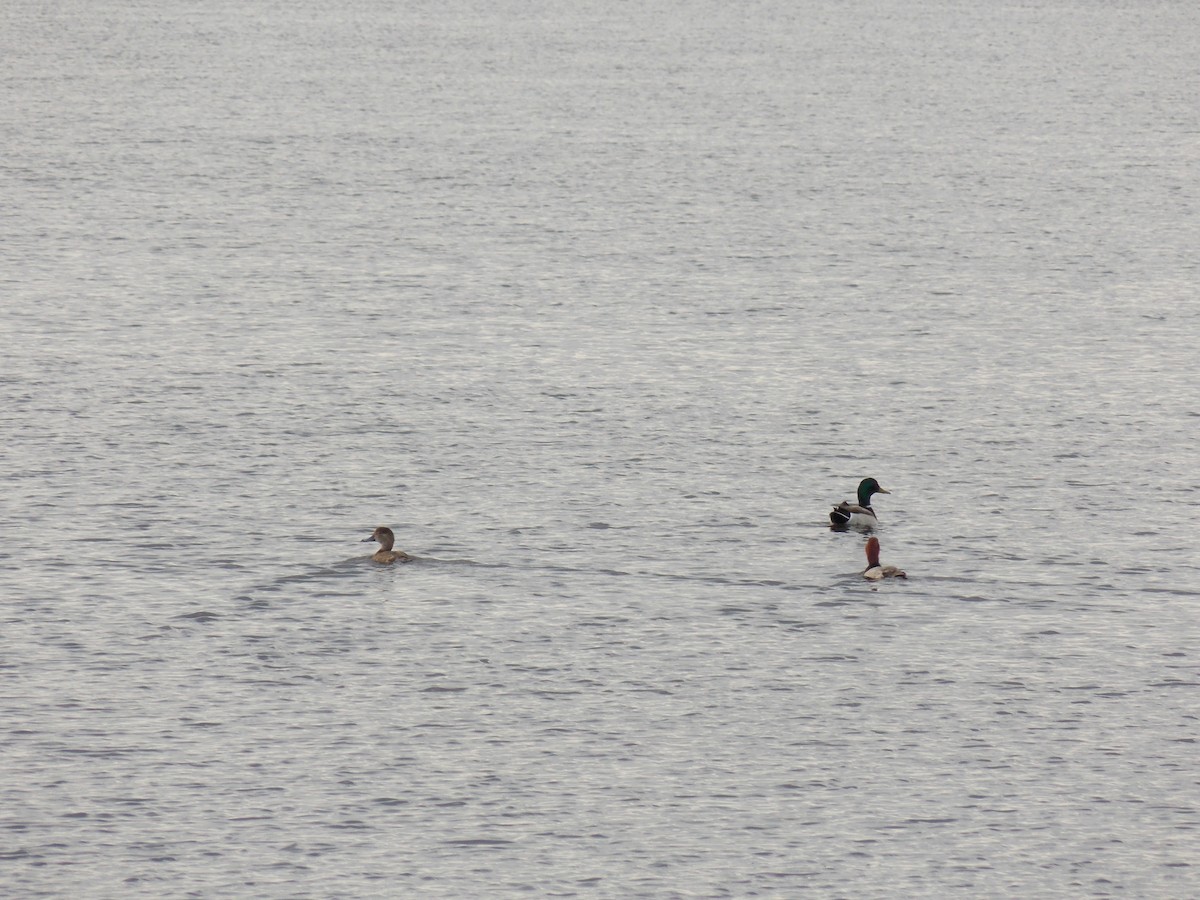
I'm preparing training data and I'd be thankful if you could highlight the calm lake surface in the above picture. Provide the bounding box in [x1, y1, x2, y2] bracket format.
[3, 1, 1198, 896]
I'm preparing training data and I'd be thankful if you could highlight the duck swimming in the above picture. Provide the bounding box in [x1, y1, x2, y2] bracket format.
[362, 526, 413, 564]
[863, 537, 906, 580]
[830, 477, 890, 528]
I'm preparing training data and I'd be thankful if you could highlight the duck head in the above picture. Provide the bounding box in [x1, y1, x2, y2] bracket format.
[857, 478, 889, 507]
[362, 526, 395, 551]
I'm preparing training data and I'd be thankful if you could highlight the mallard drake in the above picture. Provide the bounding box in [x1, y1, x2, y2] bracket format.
[830, 477, 890, 527]
[362, 526, 414, 564]
[863, 537, 906, 580]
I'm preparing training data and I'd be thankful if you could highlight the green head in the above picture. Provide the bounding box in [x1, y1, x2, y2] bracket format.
[858, 477, 889, 506]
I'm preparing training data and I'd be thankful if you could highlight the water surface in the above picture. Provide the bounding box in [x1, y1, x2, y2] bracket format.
[3, 1, 1198, 896]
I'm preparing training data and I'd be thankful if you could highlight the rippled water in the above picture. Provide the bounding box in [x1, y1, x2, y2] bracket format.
[4, 0, 1198, 896]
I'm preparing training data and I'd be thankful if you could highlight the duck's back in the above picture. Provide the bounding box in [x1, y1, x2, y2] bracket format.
[373, 549, 413, 564]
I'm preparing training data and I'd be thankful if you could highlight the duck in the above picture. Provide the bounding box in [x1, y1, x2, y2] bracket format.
[830, 477, 890, 528]
[863, 537, 906, 580]
[362, 526, 413, 564]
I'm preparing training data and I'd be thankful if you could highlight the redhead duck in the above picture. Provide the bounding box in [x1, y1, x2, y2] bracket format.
[863, 537, 905, 580]
[362, 526, 413, 564]
[830, 477, 890, 528]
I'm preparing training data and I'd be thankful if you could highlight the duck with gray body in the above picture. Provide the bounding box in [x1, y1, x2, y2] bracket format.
[830, 477, 890, 528]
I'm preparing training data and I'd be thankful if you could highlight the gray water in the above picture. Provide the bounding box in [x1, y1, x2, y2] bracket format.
[4, 1, 1198, 897]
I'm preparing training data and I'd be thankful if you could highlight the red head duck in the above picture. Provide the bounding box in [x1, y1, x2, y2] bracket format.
[863, 537, 905, 580]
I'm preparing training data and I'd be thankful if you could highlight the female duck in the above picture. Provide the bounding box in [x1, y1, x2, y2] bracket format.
[863, 537, 906, 580]
[830, 477, 890, 528]
[362, 526, 413, 564]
